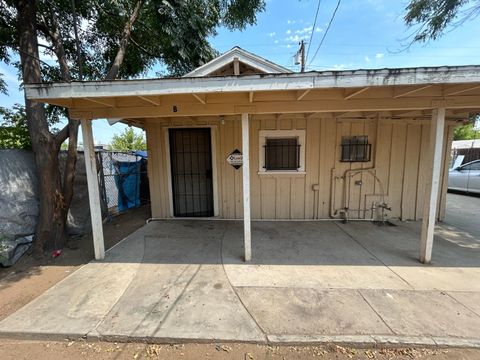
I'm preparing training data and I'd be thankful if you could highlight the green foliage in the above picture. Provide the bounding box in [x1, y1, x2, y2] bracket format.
[110, 127, 146, 151]
[1, 0, 266, 81]
[0, 104, 30, 149]
[405, 0, 479, 42]
[454, 122, 480, 140]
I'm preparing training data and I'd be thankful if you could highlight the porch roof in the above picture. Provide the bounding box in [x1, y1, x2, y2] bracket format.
[24, 64, 480, 122]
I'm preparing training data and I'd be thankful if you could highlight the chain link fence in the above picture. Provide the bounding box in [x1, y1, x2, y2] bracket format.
[96, 151, 150, 219]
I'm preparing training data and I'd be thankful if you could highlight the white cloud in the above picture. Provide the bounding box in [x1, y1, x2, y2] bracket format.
[274, 40, 279, 44]
[364, 56, 371, 63]
[268, 32, 276, 37]
[315, 27, 322, 33]
[375, 53, 385, 59]
[295, 26, 313, 35]
[286, 35, 303, 43]
[287, 20, 296, 25]
[286, 29, 291, 34]
[0, 64, 19, 84]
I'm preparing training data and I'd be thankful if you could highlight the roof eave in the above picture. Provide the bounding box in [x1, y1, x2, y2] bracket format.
[25, 65, 480, 101]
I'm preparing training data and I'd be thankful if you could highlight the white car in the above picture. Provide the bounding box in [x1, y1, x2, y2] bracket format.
[448, 159, 480, 194]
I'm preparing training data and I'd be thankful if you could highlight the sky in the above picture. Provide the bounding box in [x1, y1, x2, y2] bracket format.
[1, 0, 480, 144]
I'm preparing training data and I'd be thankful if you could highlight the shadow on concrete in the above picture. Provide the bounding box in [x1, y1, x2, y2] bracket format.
[101, 219, 480, 267]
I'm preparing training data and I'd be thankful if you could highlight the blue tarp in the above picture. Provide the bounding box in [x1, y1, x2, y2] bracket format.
[135, 150, 148, 159]
[114, 160, 142, 212]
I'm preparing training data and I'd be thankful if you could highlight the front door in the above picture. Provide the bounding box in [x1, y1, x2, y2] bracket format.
[169, 128, 214, 217]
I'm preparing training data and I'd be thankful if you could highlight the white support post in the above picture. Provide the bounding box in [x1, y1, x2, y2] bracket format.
[81, 119, 105, 260]
[420, 108, 445, 264]
[242, 113, 252, 262]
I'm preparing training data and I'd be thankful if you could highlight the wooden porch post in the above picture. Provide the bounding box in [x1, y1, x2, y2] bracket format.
[242, 113, 252, 262]
[81, 119, 105, 260]
[420, 108, 445, 264]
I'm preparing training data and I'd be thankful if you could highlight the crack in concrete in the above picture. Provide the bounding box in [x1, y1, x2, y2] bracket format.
[219, 225, 268, 342]
[334, 222, 415, 290]
[357, 289, 396, 336]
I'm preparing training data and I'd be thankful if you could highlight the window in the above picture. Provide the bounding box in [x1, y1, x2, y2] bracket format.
[340, 135, 371, 162]
[462, 161, 480, 171]
[258, 130, 306, 174]
[264, 137, 300, 170]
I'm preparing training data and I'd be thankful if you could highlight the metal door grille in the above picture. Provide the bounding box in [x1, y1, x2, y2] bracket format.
[169, 128, 214, 217]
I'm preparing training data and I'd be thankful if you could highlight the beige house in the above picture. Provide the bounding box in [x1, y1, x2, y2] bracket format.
[26, 47, 480, 264]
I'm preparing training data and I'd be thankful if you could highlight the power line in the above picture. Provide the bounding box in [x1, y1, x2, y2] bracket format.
[308, 0, 342, 66]
[306, 0, 322, 63]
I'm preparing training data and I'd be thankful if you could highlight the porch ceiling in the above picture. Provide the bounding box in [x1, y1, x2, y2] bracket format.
[24, 65, 480, 121]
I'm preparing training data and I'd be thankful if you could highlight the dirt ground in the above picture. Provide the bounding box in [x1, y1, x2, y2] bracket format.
[0, 340, 479, 360]
[0, 205, 151, 321]
[1, 204, 480, 359]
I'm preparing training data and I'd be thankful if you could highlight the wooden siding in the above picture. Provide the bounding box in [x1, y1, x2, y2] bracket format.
[146, 115, 454, 221]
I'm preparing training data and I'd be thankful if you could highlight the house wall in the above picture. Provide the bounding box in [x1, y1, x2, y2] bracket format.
[145, 114, 455, 221]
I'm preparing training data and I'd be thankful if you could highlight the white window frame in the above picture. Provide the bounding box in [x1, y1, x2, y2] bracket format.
[258, 129, 306, 175]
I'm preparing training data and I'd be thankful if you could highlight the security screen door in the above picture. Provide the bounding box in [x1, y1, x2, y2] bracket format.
[169, 128, 214, 217]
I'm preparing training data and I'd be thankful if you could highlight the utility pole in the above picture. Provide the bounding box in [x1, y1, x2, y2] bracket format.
[294, 40, 306, 73]
[300, 40, 305, 72]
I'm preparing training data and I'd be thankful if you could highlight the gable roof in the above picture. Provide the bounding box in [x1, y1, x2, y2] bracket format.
[184, 46, 292, 77]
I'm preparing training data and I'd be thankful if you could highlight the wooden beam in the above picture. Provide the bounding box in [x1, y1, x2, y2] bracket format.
[84, 97, 115, 107]
[69, 95, 480, 120]
[344, 87, 369, 100]
[297, 89, 311, 101]
[444, 84, 480, 96]
[242, 113, 251, 262]
[80, 119, 105, 261]
[394, 85, 433, 98]
[420, 108, 445, 264]
[192, 93, 206, 104]
[137, 95, 160, 106]
[249, 91, 254, 103]
[391, 110, 424, 117]
[234, 57, 240, 76]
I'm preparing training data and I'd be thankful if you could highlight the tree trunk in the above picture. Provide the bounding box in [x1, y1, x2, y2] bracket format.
[17, 0, 68, 252]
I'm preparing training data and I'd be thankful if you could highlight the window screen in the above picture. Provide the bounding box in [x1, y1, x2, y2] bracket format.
[264, 137, 300, 170]
[341, 135, 371, 162]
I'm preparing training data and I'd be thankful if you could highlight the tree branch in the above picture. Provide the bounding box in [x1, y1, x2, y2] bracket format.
[105, 0, 145, 80]
[55, 122, 70, 146]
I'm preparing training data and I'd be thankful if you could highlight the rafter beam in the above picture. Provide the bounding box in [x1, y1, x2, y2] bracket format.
[137, 95, 160, 106]
[394, 85, 433, 98]
[297, 89, 311, 101]
[391, 110, 425, 117]
[192, 93, 206, 104]
[68, 95, 480, 120]
[249, 91, 254, 103]
[306, 112, 320, 119]
[84, 97, 115, 107]
[344, 87, 369, 100]
[444, 84, 480, 96]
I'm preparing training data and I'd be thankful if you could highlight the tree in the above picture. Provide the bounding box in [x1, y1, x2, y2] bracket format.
[110, 128, 147, 151]
[0, 104, 30, 149]
[454, 122, 480, 140]
[0, 0, 265, 253]
[405, 0, 480, 42]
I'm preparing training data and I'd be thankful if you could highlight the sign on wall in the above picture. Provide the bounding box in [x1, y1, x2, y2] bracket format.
[227, 149, 243, 169]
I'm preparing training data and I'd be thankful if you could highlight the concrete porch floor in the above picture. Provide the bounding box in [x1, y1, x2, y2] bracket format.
[1, 218, 480, 347]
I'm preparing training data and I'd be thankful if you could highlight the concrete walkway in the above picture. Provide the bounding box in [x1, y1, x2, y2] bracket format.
[1, 214, 480, 347]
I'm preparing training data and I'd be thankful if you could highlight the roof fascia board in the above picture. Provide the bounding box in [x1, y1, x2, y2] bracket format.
[26, 66, 480, 101]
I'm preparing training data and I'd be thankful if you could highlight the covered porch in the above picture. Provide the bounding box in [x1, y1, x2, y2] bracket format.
[1, 218, 480, 344]
[25, 66, 480, 264]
